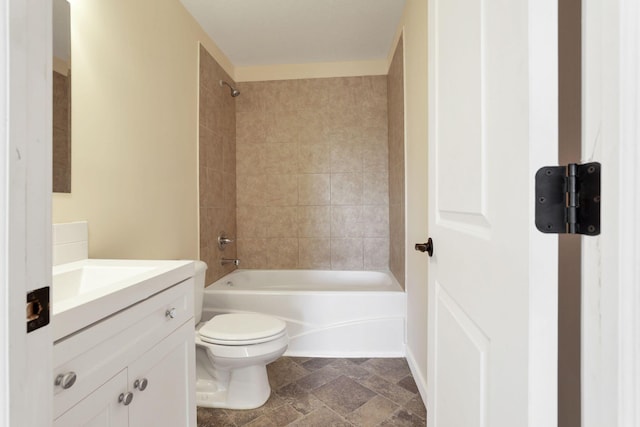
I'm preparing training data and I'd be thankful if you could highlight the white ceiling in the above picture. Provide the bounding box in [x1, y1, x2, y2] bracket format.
[179, 0, 406, 67]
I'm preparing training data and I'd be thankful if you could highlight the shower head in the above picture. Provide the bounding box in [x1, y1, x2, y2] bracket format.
[219, 80, 240, 97]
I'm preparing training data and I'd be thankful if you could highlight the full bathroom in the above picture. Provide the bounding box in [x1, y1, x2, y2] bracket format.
[50, 0, 429, 425]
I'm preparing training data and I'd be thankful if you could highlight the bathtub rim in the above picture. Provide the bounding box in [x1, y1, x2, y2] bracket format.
[205, 268, 405, 294]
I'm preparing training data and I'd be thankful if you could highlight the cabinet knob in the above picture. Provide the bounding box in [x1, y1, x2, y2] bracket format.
[118, 392, 134, 406]
[54, 372, 77, 390]
[134, 378, 148, 391]
[165, 308, 177, 319]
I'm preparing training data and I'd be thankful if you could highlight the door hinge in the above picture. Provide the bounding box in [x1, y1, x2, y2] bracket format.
[535, 162, 601, 235]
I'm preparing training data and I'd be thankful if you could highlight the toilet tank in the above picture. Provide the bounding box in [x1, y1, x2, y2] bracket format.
[193, 260, 208, 324]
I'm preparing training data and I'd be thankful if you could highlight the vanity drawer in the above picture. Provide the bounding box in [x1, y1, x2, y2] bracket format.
[53, 278, 194, 418]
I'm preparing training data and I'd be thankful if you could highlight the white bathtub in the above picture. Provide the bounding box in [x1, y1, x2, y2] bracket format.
[202, 269, 406, 357]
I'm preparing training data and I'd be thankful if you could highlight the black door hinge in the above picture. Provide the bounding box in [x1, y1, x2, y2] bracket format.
[535, 162, 601, 235]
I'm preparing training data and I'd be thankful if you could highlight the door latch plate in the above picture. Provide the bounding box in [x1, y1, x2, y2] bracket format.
[27, 286, 50, 333]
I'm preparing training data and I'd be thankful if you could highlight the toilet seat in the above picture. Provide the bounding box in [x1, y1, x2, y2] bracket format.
[199, 313, 287, 346]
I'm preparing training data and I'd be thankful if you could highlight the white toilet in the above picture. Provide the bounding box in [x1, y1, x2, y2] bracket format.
[193, 261, 288, 409]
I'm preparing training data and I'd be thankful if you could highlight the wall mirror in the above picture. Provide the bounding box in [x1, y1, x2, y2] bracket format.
[52, 0, 71, 193]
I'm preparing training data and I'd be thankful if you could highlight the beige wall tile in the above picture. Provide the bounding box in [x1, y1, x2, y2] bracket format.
[223, 172, 236, 208]
[298, 111, 329, 145]
[331, 142, 363, 173]
[235, 82, 266, 113]
[203, 169, 224, 208]
[266, 206, 298, 237]
[267, 238, 299, 269]
[387, 37, 405, 288]
[331, 206, 363, 238]
[199, 46, 238, 283]
[299, 238, 331, 269]
[298, 174, 330, 205]
[362, 205, 390, 238]
[363, 171, 389, 205]
[364, 238, 389, 270]
[331, 238, 364, 270]
[236, 206, 268, 238]
[237, 143, 267, 175]
[236, 111, 267, 145]
[235, 75, 390, 271]
[266, 174, 298, 206]
[298, 206, 330, 237]
[237, 174, 268, 206]
[331, 173, 363, 205]
[237, 238, 268, 269]
[298, 144, 331, 173]
[266, 143, 298, 174]
[222, 135, 236, 175]
[363, 140, 389, 172]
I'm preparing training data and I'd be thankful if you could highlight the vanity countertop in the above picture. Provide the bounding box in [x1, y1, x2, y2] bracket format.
[52, 259, 195, 341]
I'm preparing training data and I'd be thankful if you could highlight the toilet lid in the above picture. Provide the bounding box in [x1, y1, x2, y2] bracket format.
[199, 313, 286, 344]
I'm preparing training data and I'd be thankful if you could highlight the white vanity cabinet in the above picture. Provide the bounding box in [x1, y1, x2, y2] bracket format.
[53, 279, 196, 427]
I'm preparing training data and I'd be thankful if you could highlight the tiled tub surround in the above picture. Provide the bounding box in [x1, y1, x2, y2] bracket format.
[53, 69, 71, 193]
[199, 45, 237, 285]
[387, 37, 406, 288]
[235, 76, 390, 271]
[197, 357, 426, 427]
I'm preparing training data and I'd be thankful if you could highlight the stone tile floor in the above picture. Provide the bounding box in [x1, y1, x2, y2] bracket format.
[197, 357, 426, 426]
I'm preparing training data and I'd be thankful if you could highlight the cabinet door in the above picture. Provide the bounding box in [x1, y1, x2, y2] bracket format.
[54, 370, 128, 427]
[128, 321, 195, 427]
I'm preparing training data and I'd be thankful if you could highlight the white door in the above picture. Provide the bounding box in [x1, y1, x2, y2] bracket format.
[427, 0, 559, 426]
[1, 0, 52, 426]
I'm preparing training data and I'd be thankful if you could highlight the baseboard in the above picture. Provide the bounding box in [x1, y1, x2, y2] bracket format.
[406, 346, 428, 410]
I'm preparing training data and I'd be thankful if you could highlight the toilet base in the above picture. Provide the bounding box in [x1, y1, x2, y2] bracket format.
[195, 363, 271, 409]
[195, 343, 288, 410]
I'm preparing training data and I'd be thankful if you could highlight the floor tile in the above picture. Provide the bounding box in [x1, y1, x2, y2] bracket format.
[197, 357, 427, 427]
[276, 382, 325, 415]
[326, 358, 372, 380]
[296, 365, 342, 390]
[404, 395, 427, 420]
[345, 395, 399, 426]
[312, 375, 377, 416]
[288, 407, 353, 427]
[357, 374, 417, 406]
[267, 357, 310, 390]
[379, 408, 426, 427]
[398, 375, 420, 394]
[197, 407, 236, 427]
[247, 404, 303, 427]
[301, 357, 337, 371]
[362, 358, 412, 383]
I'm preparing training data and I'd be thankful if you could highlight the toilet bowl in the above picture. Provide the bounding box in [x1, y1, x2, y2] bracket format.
[193, 261, 288, 409]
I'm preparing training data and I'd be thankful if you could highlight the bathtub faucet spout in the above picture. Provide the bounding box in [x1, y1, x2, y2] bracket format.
[220, 258, 240, 266]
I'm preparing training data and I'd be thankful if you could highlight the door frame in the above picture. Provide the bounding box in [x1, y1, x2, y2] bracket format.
[581, 0, 640, 425]
[0, 0, 52, 425]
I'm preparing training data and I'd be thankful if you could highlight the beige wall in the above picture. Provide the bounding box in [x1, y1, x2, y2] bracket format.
[52, 0, 233, 260]
[199, 46, 237, 284]
[400, 0, 429, 401]
[235, 60, 388, 82]
[235, 76, 390, 270]
[387, 36, 406, 288]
